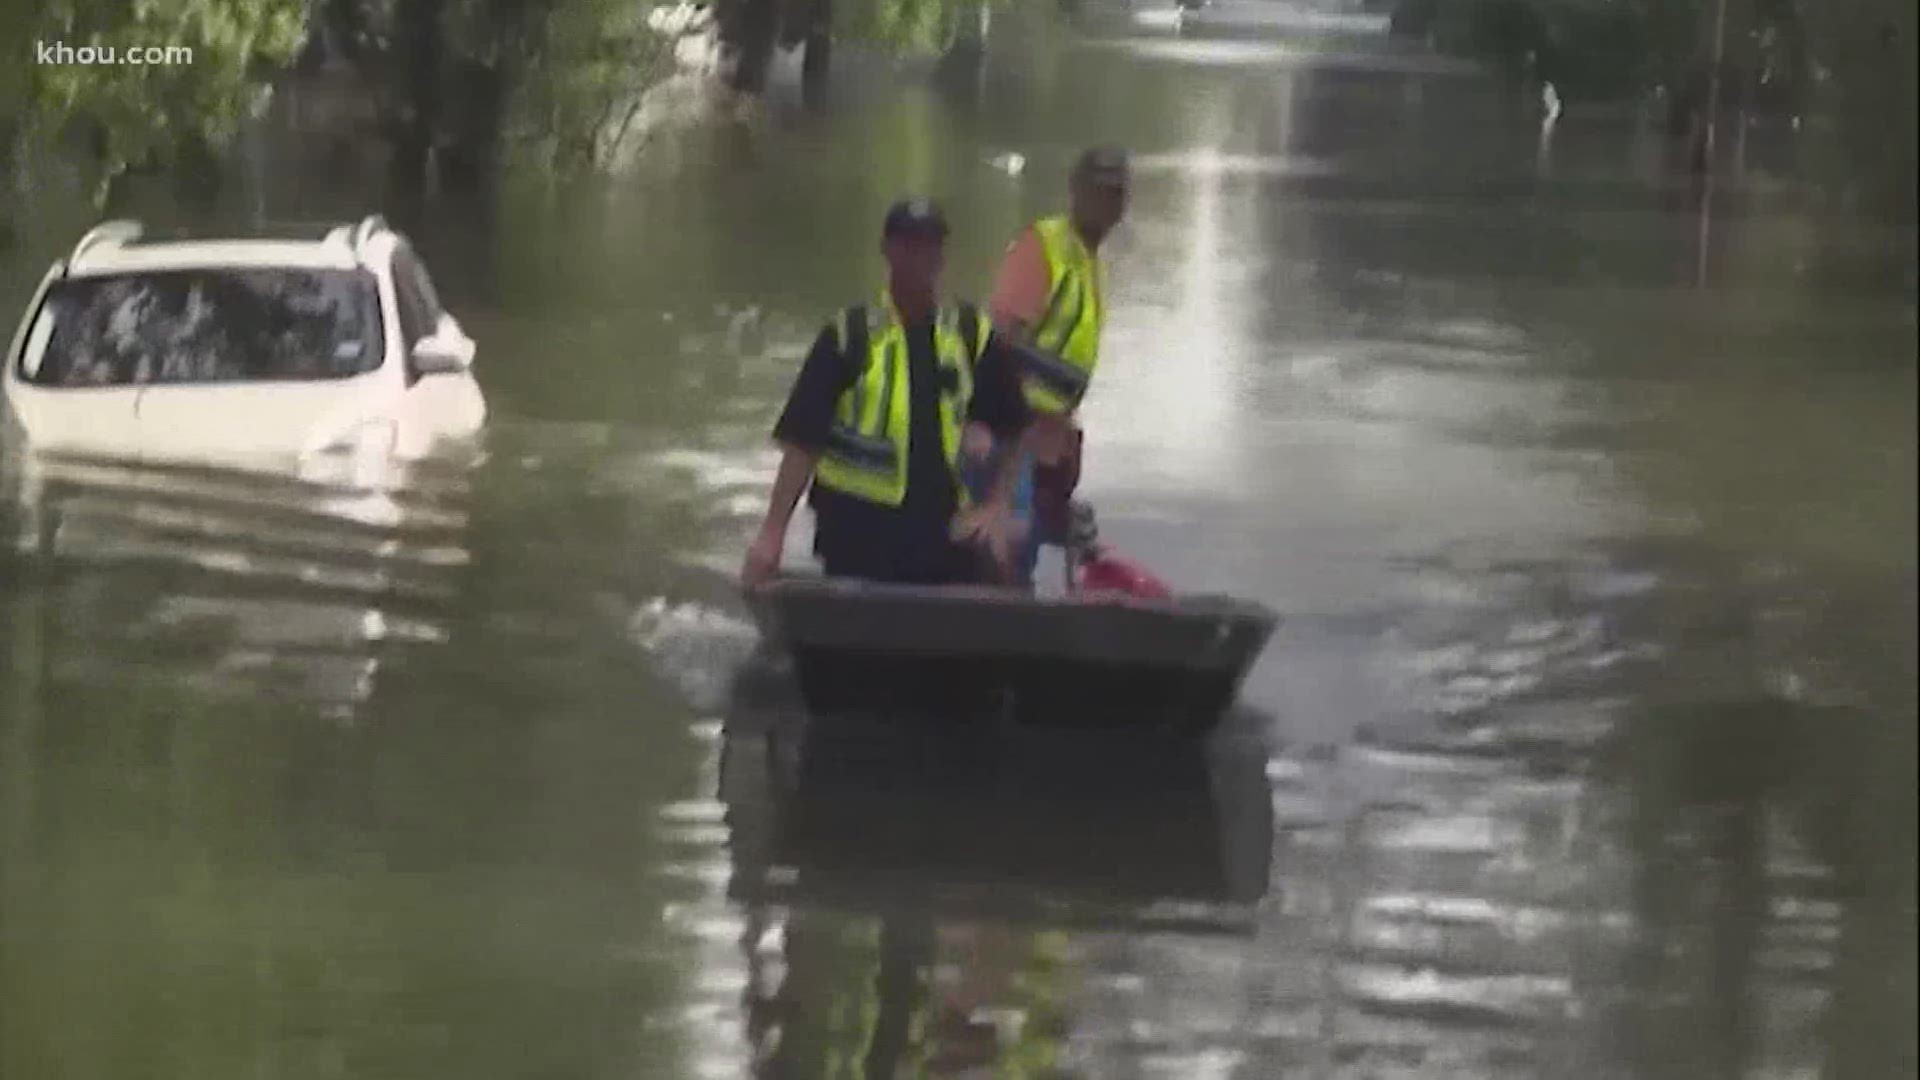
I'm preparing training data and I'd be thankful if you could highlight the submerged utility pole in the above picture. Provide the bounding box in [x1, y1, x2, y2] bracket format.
[1696, 0, 1730, 286]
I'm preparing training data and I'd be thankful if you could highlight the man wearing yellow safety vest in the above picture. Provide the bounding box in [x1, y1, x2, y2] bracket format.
[981, 146, 1131, 587]
[742, 198, 1035, 587]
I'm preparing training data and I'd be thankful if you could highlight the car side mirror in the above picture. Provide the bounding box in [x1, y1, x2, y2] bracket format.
[412, 316, 474, 376]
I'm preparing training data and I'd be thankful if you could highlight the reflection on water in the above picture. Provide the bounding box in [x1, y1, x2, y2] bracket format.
[686, 661, 1274, 1078]
[618, 530, 1909, 1077]
[0, 428, 723, 1079]
[722, 679, 1274, 918]
[4, 450, 474, 721]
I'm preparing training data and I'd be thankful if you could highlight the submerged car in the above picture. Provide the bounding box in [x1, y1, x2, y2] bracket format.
[0, 218, 486, 722]
[2, 216, 485, 476]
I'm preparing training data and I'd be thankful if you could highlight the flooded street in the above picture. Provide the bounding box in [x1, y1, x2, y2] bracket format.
[3, 9, 1915, 1079]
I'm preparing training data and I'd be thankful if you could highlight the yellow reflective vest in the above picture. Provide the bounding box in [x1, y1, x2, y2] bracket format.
[1021, 215, 1104, 414]
[813, 297, 991, 508]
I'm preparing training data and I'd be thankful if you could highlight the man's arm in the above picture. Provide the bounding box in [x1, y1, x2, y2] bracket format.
[743, 441, 820, 586]
[987, 228, 1048, 343]
[965, 331, 1036, 510]
[986, 229, 1079, 463]
[743, 324, 846, 586]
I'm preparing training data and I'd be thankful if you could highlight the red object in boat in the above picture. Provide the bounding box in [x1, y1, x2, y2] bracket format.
[1076, 548, 1173, 600]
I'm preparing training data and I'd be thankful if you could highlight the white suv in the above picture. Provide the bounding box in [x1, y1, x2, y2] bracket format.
[2, 216, 485, 476]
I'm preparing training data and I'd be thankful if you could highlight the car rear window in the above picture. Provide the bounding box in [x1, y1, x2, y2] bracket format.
[19, 268, 384, 387]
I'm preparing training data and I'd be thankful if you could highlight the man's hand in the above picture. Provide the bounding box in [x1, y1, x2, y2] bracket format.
[1027, 411, 1077, 466]
[952, 500, 1020, 576]
[961, 422, 995, 462]
[742, 443, 817, 589]
[741, 522, 785, 588]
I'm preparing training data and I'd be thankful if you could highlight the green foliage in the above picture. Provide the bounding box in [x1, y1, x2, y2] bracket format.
[439, 0, 605, 76]
[1796, 0, 1917, 219]
[836, 0, 996, 56]
[20, 0, 307, 198]
[1396, 0, 1915, 218]
[313, 0, 676, 172]
[505, 0, 673, 170]
[1409, 0, 1653, 96]
[1538, 1, 1655, 98]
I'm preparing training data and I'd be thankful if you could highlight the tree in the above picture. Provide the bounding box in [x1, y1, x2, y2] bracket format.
[506, 0, 671, 170]
[1391, 0, 1915, 220]
[17, 0, 307, 206]
[715, 0, 1004, 96]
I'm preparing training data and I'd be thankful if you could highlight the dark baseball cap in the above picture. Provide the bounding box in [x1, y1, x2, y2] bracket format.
[1072, 145, 1131, 187]
[882, 198, 949, 240]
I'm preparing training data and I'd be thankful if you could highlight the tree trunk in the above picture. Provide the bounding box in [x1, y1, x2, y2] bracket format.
[801, 0, 832, 108]
[388, 0, 442, 213]
[720, 0, 780, 94]
[436, 58, 505, 195]
[0, 118, 18, 251]
[171, 133, 225, 211]
[937, 0, 989, 98]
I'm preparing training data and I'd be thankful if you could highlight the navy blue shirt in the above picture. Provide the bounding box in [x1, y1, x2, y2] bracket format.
[773, 308, 1031, 584]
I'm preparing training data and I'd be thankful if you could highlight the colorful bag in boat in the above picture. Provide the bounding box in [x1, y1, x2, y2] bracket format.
[961, 439, 1038, 583]
[814, 300, 991, 508]
[1020, 215, 1104, 414]
[961, 425, 1077, 587]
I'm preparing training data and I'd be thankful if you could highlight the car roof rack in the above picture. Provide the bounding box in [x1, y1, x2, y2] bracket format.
[349, 214, 389, 255]
[320, 214, 393, 263]
[67, 220, 144, 270]
[237, 220, 356, 241]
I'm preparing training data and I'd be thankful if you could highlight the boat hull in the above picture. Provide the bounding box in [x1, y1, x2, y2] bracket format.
[748, 579, 1277, 733]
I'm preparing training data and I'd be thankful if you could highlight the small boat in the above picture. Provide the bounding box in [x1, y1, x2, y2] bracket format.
[746, 506, 1277, 733]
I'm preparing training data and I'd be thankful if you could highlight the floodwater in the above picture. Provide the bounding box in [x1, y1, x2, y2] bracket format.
[2, 7, 1915, 1079]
